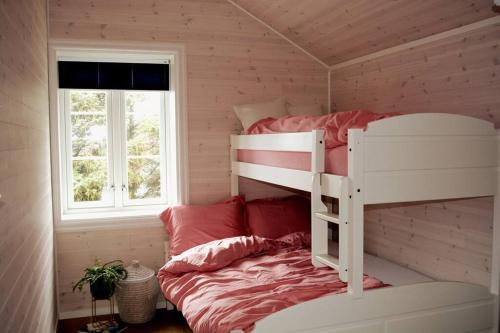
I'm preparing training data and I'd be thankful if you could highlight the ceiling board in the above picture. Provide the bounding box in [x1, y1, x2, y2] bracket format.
[232, 0, 497, 65]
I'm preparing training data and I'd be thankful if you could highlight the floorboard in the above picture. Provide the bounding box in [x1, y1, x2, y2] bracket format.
[57, 309, 192, 333]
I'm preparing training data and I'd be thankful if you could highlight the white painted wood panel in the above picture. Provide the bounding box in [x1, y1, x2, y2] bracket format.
[0, 0, 56, 331]
[364, 168, 496, 204]
[321, 174, 345, 198]
[233, 162, 312, 192]
[386, 302, 493, 333]
[365, 113, 496, 136]
[322, 323, 384, 333]
[231, 132, 313, 152]
[364, 136, 496, 171]
[253, 282, 494, 333]
[347, 129, 365, 297]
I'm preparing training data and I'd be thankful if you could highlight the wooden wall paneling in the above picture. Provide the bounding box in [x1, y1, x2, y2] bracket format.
[56, 225, 167, 315]
[332, 22, 499, 287]
[331, 24, 500, 126]
[50, 0, 327, 314]
[232, 0, 496, 65]
[0, 0, 57, 331]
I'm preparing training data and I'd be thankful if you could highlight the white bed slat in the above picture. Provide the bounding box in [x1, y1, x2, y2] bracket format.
[230, 132, 314, 152]
[232, 162, 312, 192]
[314, 212, 339, 224]
[315, 254, 340, 270]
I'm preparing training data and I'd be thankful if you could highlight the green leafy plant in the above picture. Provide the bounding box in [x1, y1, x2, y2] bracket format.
[73, 258, 128, 300]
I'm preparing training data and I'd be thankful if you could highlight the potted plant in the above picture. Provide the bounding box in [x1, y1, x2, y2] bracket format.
[73, 258, 128, 300]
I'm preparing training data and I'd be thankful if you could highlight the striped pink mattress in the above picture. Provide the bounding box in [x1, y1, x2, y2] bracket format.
[237, 145, 348, 176]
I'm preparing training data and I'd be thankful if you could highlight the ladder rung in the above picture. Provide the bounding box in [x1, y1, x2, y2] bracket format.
[314, 212, 340, 224]
[315, 254, 340, 270]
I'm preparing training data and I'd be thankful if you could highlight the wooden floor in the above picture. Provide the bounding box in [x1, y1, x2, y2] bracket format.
[57, 309, 192, 333]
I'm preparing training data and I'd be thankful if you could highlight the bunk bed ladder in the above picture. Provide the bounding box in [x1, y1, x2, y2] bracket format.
[312, 178, 350, 282]
[310, 129, 350, 282]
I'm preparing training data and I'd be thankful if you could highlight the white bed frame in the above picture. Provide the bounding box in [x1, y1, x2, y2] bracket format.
[229, 113, 499, 333]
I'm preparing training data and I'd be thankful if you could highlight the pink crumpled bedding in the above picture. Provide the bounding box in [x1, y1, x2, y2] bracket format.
[157, 233, 388, 333]
[246, 110, 400, 149]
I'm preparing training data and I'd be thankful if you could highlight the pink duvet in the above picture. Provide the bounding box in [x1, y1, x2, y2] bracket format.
[246, 110, 400, 149]
[157, 233, 388, 333]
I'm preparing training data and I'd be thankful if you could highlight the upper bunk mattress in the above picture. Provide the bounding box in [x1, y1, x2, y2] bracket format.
[238, 110, 400, 176]
[237, 146, 348, 175]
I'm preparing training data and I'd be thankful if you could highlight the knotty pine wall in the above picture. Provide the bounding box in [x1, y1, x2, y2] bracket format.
[331, 23, 500, 287]
[0, 0, 57, 331]
[49, 0, 327, 315]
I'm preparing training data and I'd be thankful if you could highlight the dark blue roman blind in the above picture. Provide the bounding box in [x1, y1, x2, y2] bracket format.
[58, 61, 169, 91]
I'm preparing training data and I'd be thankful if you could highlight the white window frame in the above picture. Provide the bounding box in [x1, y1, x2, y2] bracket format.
[118, 91, 169, 208]
[60, 89, 114, 210]
[59, 89, 170, 211]
[49, 40, 189, 231]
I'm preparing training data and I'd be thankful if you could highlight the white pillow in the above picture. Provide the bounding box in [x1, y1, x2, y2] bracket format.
[287, 104, 324, 117]
[233, 97, 288, 131]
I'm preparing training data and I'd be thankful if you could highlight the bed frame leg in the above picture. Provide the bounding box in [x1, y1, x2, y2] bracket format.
[347, 129, 365, 298]
[348, 194, 364, 298]
[338, 178, 350, 282]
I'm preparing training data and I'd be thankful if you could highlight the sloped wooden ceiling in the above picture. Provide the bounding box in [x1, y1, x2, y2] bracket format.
[231, 0, 497, 65]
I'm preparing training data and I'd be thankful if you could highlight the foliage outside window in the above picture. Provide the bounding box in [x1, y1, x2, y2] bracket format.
[60, 89, 169, 213]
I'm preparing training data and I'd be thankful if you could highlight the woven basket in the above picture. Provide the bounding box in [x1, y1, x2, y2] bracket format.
[115, 260, 159, 324]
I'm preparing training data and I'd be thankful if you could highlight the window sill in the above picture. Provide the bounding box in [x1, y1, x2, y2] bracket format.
[56, 209, 165, 233]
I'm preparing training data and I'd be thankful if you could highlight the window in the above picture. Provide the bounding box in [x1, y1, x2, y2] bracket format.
[60, 89, 169, 210]
[51, 46, 187, 221]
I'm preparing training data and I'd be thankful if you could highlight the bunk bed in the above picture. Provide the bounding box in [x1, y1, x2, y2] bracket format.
[229, 113, 499, 333]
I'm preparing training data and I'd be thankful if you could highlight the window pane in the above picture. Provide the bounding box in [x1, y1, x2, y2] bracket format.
[70, 90, 106, 113]
[125, 91, 161, 156]
[127, 157, 161, 200]
[68, 90, 111, 204]
[72, 159, 108, 202]
[71, 114, 107, 157]
[124, 91, 164, 203]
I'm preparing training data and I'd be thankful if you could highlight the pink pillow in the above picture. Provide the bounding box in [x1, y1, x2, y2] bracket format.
[160, 196, 246, 256]
[245, 196, 311, 239]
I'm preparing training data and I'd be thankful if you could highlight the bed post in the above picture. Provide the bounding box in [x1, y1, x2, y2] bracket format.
[491, 131, 500, 331]
[311, 130, 328, 267]
[347, 129, 364, 298]
[230, 135, 239, 196]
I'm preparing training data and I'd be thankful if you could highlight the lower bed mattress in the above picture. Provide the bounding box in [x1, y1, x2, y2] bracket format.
[237, 146, 348, 176]
[157, 233, 432, 333]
